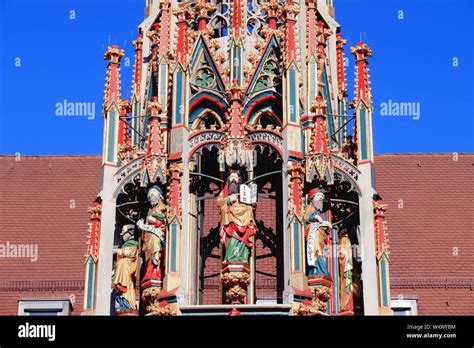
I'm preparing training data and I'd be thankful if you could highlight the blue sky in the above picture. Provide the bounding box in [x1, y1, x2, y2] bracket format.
[0, 0, 473, 155]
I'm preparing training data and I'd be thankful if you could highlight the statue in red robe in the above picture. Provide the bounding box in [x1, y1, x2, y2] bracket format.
[137, 186, 166, 289]
[217, 171, 256, 263]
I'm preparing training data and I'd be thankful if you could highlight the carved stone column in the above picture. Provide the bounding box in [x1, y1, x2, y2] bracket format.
[221, 262, 251, 304]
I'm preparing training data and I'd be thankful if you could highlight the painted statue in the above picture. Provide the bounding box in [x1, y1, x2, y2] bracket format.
[338, 227, 354, 312]
[341, 135, 357, 164]
[304, 187, 332, 277]
[112, 224, 139, 311]
[217, 170, 256, 263]
[137, 186, 166, 288]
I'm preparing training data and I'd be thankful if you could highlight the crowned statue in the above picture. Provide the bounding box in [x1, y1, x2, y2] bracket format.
[304, 187, 332, 277]
[217, 170, 256, 263]
[112, 224, 139, 313]
[136, 185, 167, 291]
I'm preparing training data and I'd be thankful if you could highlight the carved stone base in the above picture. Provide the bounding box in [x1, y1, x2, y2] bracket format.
[141, 285, 162, 301]
[221, 262, 251, 304]
[141, 285, 162, 314]
[143, 287, 180, 316]
[306, 275, 333, 314]
[310, 286, 332, 313]
[146, 300, 178, 316]
[292, 299, 326, 316]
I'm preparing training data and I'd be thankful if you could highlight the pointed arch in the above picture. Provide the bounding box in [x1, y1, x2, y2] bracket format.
[243, 35, 283, 130]
[243, 91, 282, 125]
[245, 35, 282, 98]
[189, 92, 229, 128]
[191, 109, 225, 131]
[190, 36, 226, 95]
[249, 108, 283, 131]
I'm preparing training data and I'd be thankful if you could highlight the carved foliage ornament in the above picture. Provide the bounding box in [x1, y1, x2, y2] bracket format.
[221, 271, 251, 304]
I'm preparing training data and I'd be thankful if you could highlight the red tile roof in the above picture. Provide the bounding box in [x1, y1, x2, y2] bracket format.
[0, 154, 472, 315]
[375, 153, 474, 315]
[0, 155, 102, 315]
